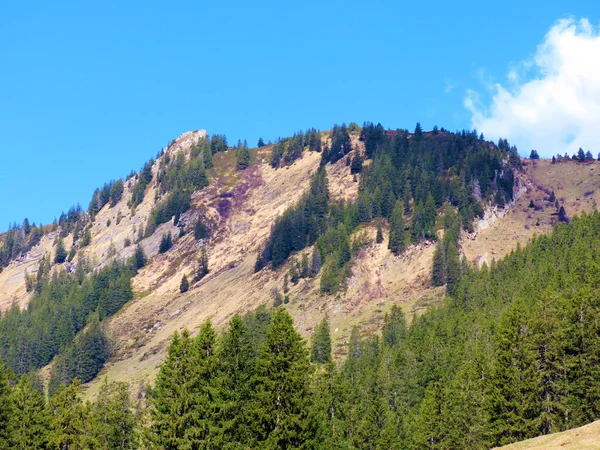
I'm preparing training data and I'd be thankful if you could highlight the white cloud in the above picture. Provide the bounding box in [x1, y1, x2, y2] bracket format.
[466, 18, 600, 158]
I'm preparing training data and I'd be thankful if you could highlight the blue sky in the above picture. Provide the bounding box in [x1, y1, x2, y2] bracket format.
[1, 1, 599, 229]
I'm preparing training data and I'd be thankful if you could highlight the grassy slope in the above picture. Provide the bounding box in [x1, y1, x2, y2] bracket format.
[495, 420, 600, 450]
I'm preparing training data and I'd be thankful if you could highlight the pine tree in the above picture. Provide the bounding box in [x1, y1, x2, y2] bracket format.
[159, 232, 173, 253]
[414, 122, 423, 141]
[54, 237, 67, 264]
[149, 330, 196, 447]
[0, 364, 13, 449]
[180, 320, 220, 447]
[350, 152, 363, 174]
[412, 381, 449, 448]
[196, 247, 209, 281]
[558, 206, 567, 222]
[376, 220, 384, 244]
[257, 137, 265, 148]
[236, 144, 251, 170]
[431, 239, 446, 286]
[90, 379, 138, 449]
[48, 380, 95, 450]
[8, 374, 50, 449]
[180, 274, 189, 293]
[249, 309, 319, 447]
[445, 243, 461, 297]
[214, 315, 256, 447]
[388, 199, 405, 255]
[382, 305, 406, 348]
[311, 317, 332, 364]
[133, 245, 147, 271]
[488, 299, 540, 446]
[310, 246, 322, 277]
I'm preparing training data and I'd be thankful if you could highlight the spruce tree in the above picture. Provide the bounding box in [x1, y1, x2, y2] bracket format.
[48, 380, 94, 450]
[431, 238, 446, 286]
[90, 379, 138, 449]
[388, 200, 405, 255]
[236, 144, 251, 170]
[180, 274, 189, 293]
[310, 246, 322, 277]
[488, 299, 540, 446]
[149, 330, 196, 447]
[0, 364, 13, 449]
[8, 374, 50, 449]
[412, 381, 449, 448]
[196, 247, 209, 281]
[311, 317, 332, 364]
[159, 232, 173, 253]
[249, 309, 319, 447]
[54, 237, 67, 264]
[445, 243, 461, 297]
[180, 320, 220, 447]
[133, 244, 147, 270]
[215, 315, 256, 447]
[376, 220, 384, 244]
[382, 305, 406, 348]
[350, 152, 363, 174]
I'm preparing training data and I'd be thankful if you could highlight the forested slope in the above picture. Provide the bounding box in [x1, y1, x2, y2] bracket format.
[3, 211, 600, 447]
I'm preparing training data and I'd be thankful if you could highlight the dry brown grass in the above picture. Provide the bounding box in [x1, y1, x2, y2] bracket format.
[495, 420, 600, 450]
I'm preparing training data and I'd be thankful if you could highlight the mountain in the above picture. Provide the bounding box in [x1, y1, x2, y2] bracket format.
[1, 123, 600, 447]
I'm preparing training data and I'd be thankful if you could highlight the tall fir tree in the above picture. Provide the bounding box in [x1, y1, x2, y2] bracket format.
[90, 379, 138, 449]
[388, 199, 405, 255]
[311, 317, 332, 364]
[0, 364, 13, 450]
[8, 374, 50, 449]
[249, 309, 320, 448]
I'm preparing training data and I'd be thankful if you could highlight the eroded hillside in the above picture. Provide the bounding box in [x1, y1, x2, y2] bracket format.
[3, 128, 600, 401]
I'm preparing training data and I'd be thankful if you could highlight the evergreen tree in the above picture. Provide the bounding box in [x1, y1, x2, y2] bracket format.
[180, 320, 220, 447]
[350, 151, 363, 174]
[249, 309, 319, 447]
[8, 374, 50, 449]
[149, 330, 197, 448]
[133, 244, 147, 270]
[90, 379, 138, 449]
[180, 274, 189, 293]
[159, 232, 173, 253]
[311, 317, 332, 364]
[488, 299, 540, 446]
[414, 122, 423, 141]
[257, 137, 265, 148]
[310, 246, 322, 277]
[215, 315, 256, 447]
[558, 206, 567, 222]
[388, 200, 405, 255]
[236, 143, 251, 170]
[431, 239, 446, 286]
[109, 179, 125, 207]
[48, 380, 94, 450]
[376, 221, 384, 244]
[0, 364, 13, 449]
[196, 247, 209, 281]
[382, 305, 406, 348]
[412, 381, 449, 448]
[54, 237, 67, 264]
[445, 243, 461, 297]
